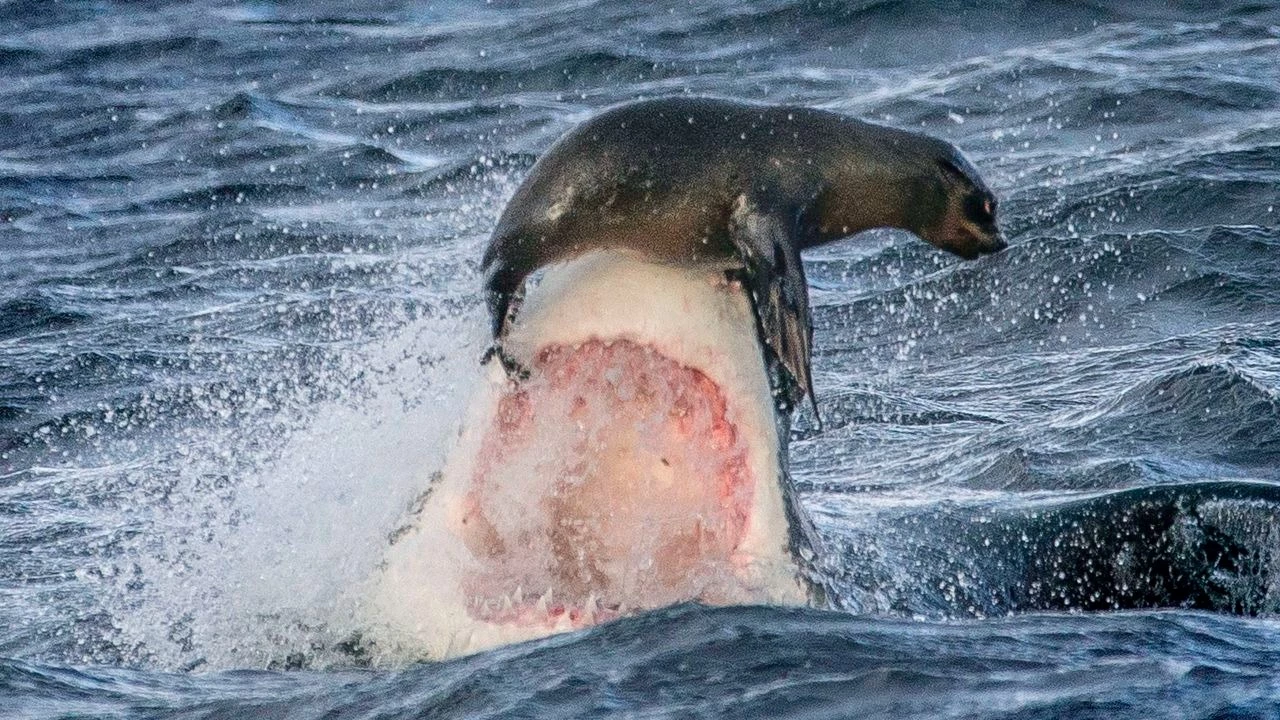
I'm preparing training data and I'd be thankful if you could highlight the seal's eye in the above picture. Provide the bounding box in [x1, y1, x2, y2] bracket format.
[963, 193, 995, 225]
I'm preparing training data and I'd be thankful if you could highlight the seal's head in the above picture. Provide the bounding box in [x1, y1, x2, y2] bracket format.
[918, 148, 1006, 260]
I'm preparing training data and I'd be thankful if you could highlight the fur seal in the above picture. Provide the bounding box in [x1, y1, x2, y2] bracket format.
[482, 96, 1005, 411]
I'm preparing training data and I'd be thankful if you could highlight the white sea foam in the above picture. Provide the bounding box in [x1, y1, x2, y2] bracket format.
[105, 308, 484, 670]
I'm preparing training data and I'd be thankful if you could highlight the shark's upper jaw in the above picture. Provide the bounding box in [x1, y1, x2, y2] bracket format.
[458, 336, 755, 630]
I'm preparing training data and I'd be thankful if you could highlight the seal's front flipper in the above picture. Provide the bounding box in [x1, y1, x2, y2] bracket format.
[728, 197, 820, 423]
[483, 278, 526, 341]
[480, 343, 531, 382]
[480, 261, 529, 382]
[481, 243, 531, 341]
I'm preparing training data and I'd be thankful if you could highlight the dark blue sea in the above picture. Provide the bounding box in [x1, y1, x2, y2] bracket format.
[3, 1, 1280, 717]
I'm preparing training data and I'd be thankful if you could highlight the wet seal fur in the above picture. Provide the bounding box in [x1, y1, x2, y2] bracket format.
[482, 96, 1005, 413]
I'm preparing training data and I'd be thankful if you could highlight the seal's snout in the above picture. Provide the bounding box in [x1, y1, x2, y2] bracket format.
[941, 222, 1005, 260]
[983, 230, 1008, 254]
[970, 229, 1007, 259]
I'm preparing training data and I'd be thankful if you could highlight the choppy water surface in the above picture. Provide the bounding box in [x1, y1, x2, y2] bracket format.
[3, 1, 1280, 717]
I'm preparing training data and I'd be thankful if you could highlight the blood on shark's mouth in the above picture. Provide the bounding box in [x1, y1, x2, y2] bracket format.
[457, 337, 755, 629]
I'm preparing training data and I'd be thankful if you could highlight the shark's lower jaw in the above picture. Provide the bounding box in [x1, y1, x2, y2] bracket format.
[459, 337, 754, 629]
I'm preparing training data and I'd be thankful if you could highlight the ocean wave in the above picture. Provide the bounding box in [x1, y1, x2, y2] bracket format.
[3, 605, 1278, 718]
[328, 50, 677, 104]
[827, 480, 1280, 617]
[1063, 362, 1280, 470]
[818, 226, 1280, 364]
[0, 296, 91, 341]
[50, 36, 222, 71]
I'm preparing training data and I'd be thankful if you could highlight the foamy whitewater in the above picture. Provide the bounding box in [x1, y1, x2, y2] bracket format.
[2, 1, 1279, 718]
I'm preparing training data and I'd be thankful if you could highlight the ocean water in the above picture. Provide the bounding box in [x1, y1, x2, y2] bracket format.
[3, 1, 1280, 717]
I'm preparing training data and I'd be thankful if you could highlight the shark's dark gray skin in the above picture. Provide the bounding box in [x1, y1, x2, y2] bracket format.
[482, 96, 1005, 411]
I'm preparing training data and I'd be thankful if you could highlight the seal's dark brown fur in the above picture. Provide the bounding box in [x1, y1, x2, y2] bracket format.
[482, 96, 1004, 410]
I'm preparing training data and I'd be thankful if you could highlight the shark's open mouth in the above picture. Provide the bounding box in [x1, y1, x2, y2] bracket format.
[366, 254, 809, 658]
[457, 337, 755, 629]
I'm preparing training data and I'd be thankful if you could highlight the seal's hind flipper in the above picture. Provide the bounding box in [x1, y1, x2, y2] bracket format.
[729, 197, 820, 423]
